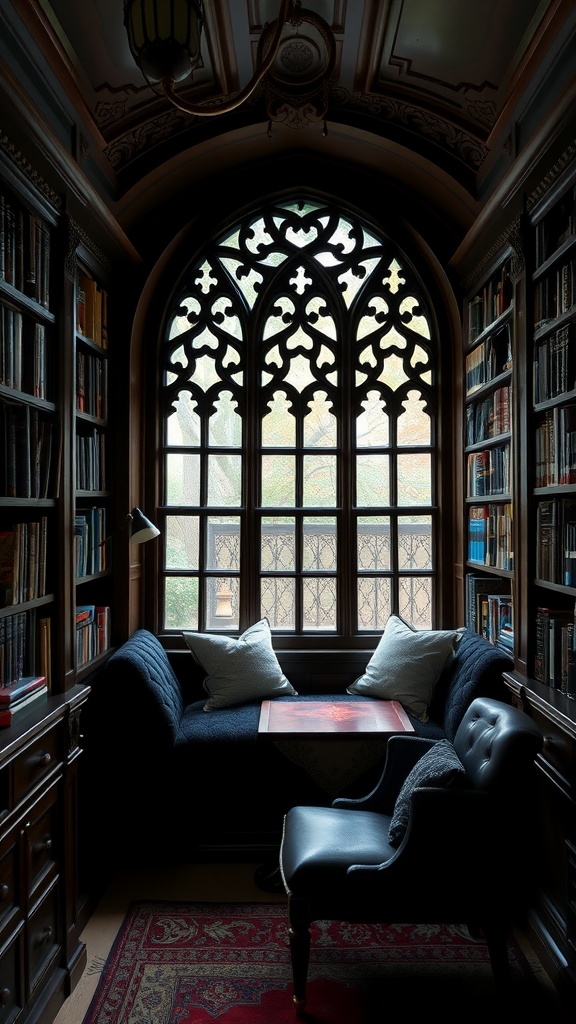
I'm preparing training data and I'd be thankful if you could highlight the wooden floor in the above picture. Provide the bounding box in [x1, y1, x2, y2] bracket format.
[54, 861, 567, 1024]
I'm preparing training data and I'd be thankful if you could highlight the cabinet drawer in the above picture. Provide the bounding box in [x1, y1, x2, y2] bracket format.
[0, 926, 23, 1023]
[27, 883, 59, 997]
[0, 839, 19, 941]
[13, 729, 61, 807]
[26, 787, 59, 904]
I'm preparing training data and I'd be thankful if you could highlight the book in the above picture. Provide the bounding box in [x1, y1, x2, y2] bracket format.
[0, 673, 46, 706]
[76, 604, 95, 626]
[0, 683, 48, 727]
[38, 616, 51, 689]
[0, 529, 16, 608]
[465, 573, 510, 633]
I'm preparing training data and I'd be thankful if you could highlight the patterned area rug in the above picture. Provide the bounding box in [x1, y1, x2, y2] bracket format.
[82, 901, 553, 1024]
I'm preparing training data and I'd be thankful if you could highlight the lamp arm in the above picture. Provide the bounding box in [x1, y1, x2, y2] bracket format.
[162, 0, 292, 116]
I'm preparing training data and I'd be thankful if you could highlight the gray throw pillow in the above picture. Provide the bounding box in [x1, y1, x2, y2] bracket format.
[388, 738, 466, 846]
[183, 617, 297, 711]
[347, 614, 464, 722]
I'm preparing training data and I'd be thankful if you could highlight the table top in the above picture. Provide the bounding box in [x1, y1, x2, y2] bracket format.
[258, 698, 414, 740]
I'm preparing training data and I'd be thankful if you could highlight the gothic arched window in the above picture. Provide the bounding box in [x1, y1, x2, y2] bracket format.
[159, 196, 437, 645]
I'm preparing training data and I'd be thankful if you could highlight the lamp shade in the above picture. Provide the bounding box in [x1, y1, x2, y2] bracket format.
[130, 507, 161, 544]
[124, 0, 204, 83]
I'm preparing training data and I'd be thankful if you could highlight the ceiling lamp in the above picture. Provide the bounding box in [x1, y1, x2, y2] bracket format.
[124, 0, 292, 117]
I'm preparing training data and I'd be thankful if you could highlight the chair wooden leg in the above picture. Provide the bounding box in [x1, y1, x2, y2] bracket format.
[288, 899, 311, 1015]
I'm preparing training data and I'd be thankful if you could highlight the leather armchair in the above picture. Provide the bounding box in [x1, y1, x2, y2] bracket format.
[279, 696, 543, 1014]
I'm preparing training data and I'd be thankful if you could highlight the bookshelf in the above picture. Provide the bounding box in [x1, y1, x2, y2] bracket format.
[530, 164, 576, 695]
[74, 258, 112, 670]
[463, 251, 515, 653]
[0, 174, 59, 693]
[0, 151, 93, 1022]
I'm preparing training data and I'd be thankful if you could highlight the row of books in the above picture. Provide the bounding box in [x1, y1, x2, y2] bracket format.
[467, 503, 513, 570]
[467, 261, 513, 342]
[465, 573, 513, 652]
[0, 609, 49, 687]
[76, 269, 108, 349]
[0, 673, 48, 728]
[0, 304, 48, 398]
[76, 348, 108, 419]
[465, 384, 511, 446]
[466, 444, 510, 497]
[76, 605, 110, 668]
[75, 508, 108, 579]
[465, 322, 512, 396]
[534, 605, 576, 697]
[534, 404, 576, 486]
[76, 427, 106, 492]
[0, 192, 50, 307]
[0, 517, 48, 608]
[536, 498, 576, 586]
[534, 258, 576, 328]
[1, 401, 59, 499]
[533, 322, 576, 404]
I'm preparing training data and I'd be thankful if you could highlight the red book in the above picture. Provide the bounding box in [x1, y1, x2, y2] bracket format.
[0, 684, 48, 726]
[0, 674, 46, 706]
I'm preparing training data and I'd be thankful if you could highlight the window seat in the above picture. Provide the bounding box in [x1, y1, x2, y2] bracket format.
[82, 628, 512, 865]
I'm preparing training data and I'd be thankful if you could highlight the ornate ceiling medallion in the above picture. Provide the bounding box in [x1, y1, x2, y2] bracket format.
[259, 2, 336, 135]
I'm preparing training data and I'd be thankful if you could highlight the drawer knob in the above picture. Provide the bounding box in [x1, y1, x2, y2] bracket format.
[37, 926, 53, 946]
[37, 752, 51, 767]
[0, 987, 10, 1005]
[0, 883, 8, 900]
[34, 836, 52, 854]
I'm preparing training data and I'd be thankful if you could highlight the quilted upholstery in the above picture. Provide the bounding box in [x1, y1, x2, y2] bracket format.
[104, 628, 184, 745]
[88, 626, 513, 861]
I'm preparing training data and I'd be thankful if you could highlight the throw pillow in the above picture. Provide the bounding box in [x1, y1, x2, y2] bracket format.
[388, 738, 466, 846]
[183, 617, 297, 711]
[346, 614, 463, 722]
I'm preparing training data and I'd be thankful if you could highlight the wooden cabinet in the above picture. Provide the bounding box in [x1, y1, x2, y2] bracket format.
[0, 686, 89, 1023]
[0, 110, 116, 1022]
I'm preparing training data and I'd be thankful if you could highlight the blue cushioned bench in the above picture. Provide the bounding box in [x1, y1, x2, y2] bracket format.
[83, 627, 512, 865]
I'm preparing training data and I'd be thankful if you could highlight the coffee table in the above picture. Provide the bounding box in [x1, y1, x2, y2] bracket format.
[258, 698, 414, 740]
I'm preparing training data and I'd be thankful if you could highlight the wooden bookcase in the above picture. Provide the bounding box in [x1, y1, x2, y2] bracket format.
[0, 152, 95, 1020]
[501, 158, 576, 1004]
[73, 255, 113, 673]
[462, 249, 515, 653]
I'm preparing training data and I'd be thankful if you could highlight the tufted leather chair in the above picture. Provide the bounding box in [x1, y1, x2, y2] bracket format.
[279, 697, 543, 1015]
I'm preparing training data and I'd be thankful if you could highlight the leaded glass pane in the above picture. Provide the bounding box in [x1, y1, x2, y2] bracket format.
[261, 455, 295, 507]
[164, 577, 198, 630]
[207, 454, 241, 506]
[397, 453, 431, 506]
[303, 518, 336, 571]
[165, 515, 199, 569]
[208, 392, 241, 447]
[166, 453, 200, 505]
[262, 578, 295, 629]
[206, 577, 239, 631]
[262, 393, 295, 447]
[398, 517, 432, 570]
[206, 517, 240, 570]
[303, 454, 337, 507]
[398, 390, 430, 445]
[261, 518, 295, 571]
[357, 454, 389, 506]
[358, 517, 390, 570]
[357, 577, 391, 630]
[399, 576, 432, 628]
[303, 577, 336, 630]
[166, 393, 200, 446]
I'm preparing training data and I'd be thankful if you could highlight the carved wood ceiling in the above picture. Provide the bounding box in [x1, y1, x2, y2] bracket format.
[34, 0, 557, 191]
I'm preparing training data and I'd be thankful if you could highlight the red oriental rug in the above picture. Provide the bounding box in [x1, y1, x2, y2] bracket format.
[81, 901, 554, 1024]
